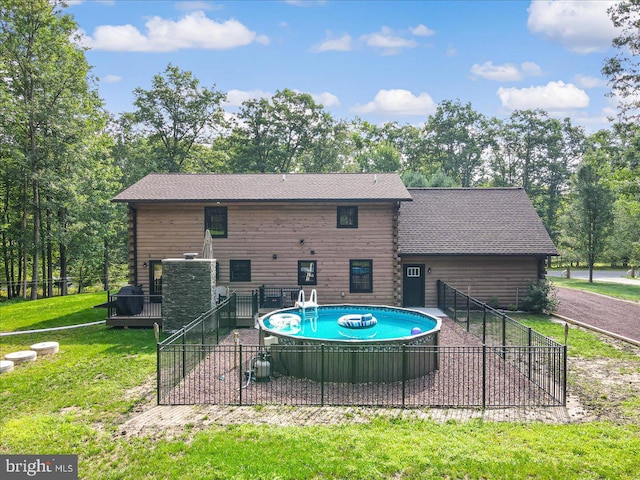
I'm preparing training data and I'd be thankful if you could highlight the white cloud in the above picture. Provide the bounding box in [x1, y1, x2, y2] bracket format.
[574, 74, 607, 89]
[527, 0, 619, 54]
[225, 89, 340, 109]
[521, 61, 542, 76]
[102, 74, 121, 83]
[446, 46, 457, 57]
[360, 27, 417, 55]
[470, 61, 542, 81]
[83, 11, 267, 52]
[410, 24, 435, 37]
[225, 89, 273, 106]
[350, 89, 437, 116]
[309, 91, 341, 108]
[497, 81, 590, 111]
[314, 33, 353, 52]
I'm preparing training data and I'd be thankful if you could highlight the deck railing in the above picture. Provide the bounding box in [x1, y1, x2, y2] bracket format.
[106, 289, 258, 323]
[258, 286, 300, 309]
[107, 292, 162, 319]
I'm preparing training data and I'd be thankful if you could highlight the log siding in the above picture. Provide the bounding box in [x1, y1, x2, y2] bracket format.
[131, 201, 400, 305]
[402, 255, 545, 308]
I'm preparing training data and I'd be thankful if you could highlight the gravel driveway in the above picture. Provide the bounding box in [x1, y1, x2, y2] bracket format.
[554, 287, 640, 343]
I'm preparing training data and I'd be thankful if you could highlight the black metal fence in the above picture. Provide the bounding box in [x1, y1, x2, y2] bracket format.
[157, 294, 237, 403]
[437, 281, 566, 405]
[158, 343, 564, 407]
[157, 283, 566, 408]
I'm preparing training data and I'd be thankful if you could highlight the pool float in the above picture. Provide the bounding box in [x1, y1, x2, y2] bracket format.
[337, 313, 377, 329]
[269, 313, 301, 333]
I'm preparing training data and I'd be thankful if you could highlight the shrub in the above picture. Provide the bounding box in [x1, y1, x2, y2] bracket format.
[487, 296, 500, 309]
[519, 279, 558, 313]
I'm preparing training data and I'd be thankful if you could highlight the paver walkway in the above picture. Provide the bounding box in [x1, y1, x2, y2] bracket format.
[555, 287, 640, 343]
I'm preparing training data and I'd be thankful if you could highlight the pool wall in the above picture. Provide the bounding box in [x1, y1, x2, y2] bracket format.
[260, 305, 440, 383]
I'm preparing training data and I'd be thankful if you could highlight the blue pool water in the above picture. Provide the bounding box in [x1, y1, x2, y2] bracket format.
[260, 304, 440, 342]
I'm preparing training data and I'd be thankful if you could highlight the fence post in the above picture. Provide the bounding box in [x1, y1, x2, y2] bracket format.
[466, 294, 470, 332]
[402, 344, 407, 408]
[215, 308, 220, 344]
[453, 291, 457, 322]
[501, 314, 507, 358]
[201, 315, 205, 352]
[156, 342, 161, 405]
[563, 324, 568, 406]
[482, 305, 487, 344]
[239, 344, 243, 406]
[482, 344, 487, 409]
[527, 327, 532, 381]
[441, 282, 446, 312]
[182, 328, 187, 379]
[321, 344, 325, 406]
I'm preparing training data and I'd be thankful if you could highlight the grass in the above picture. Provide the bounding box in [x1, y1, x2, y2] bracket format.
[512, 313, 639, 360]
[1, 293, 640, 479]
[549, 277, 640, 302]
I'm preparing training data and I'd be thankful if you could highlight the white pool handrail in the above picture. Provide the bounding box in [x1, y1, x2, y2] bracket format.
[295, 289, 318, 329]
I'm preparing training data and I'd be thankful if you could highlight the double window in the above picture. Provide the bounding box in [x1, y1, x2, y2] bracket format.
[205, 206, 227, 238]
[350, 259, 372, 293]
[337, 206, 358, 228]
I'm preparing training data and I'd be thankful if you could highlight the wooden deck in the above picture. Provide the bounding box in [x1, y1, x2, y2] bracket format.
[104, 301, 256, 328]
[106, 301, 163, 328]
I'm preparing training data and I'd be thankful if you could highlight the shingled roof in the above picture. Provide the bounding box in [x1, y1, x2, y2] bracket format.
[113, 173, 412, 203]
[398, 188, 558, 256]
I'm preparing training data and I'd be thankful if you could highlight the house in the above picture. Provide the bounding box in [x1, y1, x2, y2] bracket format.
[113, 174, 557, 309]
[399, 188, 558, 307]
[112, 173, 412, 306]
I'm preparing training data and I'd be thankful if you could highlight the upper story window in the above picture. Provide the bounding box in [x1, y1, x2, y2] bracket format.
[337, 206, 358, 228]
[205, 206, 227, 238]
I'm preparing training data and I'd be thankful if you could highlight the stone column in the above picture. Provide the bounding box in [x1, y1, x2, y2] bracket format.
[162, 256, 216, 332]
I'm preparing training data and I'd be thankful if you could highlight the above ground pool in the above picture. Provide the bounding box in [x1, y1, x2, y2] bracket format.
[260, 304, 440, 343]
[258, 304, 441, 383]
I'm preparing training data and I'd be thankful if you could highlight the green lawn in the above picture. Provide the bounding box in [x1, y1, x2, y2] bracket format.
[1, 293, 640, 479]
[550, 277, 640, 302]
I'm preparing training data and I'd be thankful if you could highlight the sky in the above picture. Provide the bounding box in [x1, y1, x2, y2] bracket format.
[67, 0, 623, 133]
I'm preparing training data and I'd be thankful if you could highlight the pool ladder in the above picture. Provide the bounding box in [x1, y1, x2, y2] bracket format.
[296, 289, 318, 332]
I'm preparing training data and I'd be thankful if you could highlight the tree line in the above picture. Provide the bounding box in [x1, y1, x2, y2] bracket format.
[1, 0, 639, 299]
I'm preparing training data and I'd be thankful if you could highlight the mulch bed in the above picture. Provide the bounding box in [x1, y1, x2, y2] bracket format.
[161, 318, 563, 408]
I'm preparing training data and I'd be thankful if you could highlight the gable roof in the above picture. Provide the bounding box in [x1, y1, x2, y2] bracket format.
[113, 173, 412, 203]
[399, 188, 558, 256]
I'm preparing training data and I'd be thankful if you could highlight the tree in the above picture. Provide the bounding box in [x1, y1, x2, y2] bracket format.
[230, 89, 335, 173]
[423, 100, 491, 186]
[538, 118, 585, 259]
[131, 64, 226, 172]
[602, 0, 640, 124]
[565, 160, 615, 282]
[1, 0, 104, 298]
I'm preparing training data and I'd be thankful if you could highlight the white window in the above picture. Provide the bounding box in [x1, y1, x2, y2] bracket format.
[407, 267, 421, 278]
